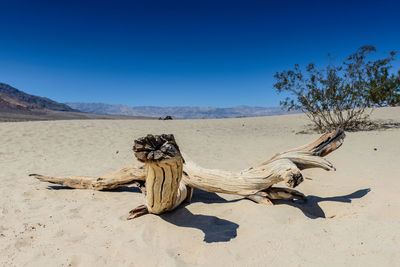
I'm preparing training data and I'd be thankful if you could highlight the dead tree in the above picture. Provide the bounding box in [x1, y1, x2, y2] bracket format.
[30, 129, 345, 219]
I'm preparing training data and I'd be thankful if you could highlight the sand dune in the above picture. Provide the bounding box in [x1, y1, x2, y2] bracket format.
[1, 107, 400, 266]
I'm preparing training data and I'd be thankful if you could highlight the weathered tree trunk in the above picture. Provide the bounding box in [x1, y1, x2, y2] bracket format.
[30, 162, 145, 190]
[30, 129, 345, 218]
[128, 134, 193, 218]
[181, 128, 345, 196]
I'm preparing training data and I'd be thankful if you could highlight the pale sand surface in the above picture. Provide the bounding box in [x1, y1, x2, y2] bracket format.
[1, 107, 400, 266]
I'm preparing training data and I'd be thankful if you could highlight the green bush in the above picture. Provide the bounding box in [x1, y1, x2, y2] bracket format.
[274, 46, 400, 132]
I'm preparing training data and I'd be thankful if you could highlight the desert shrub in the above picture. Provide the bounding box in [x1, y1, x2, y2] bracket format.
[274, 46, 400, 132]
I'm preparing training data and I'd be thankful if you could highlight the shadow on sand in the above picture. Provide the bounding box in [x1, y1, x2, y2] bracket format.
[273, 188, 371, 219]
[48, 185, 370, 242]
[48, 185, 142, 193]
[161, 207, 239, 243]
[48, 185, 74, 190]
[190, 188, 242, 204]
[160, 188, 240, 243]
[49, 185, 239, 243]
[161, 188, 370, 242]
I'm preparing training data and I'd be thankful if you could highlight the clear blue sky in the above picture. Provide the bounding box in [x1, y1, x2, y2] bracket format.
[0, 0, 399, 107]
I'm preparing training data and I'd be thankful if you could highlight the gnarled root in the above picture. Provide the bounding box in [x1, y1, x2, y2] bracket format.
[263, 187, 306, 201]
[29, 162, 145, 190]
[132, 134, 188, 217]
[247, 192, 274, 205]
[247, 187, 306, 205]
[128, 204, 148, 220]
[30, 129, 345, 218]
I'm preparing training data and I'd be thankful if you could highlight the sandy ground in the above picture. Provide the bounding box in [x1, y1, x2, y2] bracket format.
[1, 107, 400, 266]
[0, 110, 155, 122]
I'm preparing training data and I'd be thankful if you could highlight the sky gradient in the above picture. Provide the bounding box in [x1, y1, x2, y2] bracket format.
[0, 0, 399, 107]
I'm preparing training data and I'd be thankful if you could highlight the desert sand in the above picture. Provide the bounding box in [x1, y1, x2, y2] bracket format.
[1, 107, 400, 266]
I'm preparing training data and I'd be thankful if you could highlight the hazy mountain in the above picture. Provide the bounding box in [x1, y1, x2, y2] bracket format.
[0, 82, 292, 121]
[0, 83, 155, 122]
[0, 82, 77, 112]
[66, 102, 292, 119]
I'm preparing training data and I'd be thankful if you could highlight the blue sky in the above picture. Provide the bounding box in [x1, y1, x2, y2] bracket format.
[0, 0, 399, 107]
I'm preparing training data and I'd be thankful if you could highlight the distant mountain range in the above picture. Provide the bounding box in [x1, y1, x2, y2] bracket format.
[0, 82, 77, 112]
[66, 102, 292, 119]
[0, 83, 154, 122]
[0, 82, 293, 121]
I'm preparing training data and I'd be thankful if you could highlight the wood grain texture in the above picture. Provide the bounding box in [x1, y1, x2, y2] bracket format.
[31, 129, 345, 216]
[29, 162, 145, 190]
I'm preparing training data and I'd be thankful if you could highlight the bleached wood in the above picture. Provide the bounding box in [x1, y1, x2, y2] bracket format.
[145, 159, 184, 214]
[182, 129, 344, 196]
[31, 129, 345, 217]
[128, 134, 191, 217]
[30, 162, 145, 190]
[182, 158, 302, 196]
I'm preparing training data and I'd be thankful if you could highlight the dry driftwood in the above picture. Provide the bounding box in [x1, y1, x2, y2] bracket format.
[128, 134, 193, 219]
[30, 162, 146, 191]
[30, 129, 345, 219]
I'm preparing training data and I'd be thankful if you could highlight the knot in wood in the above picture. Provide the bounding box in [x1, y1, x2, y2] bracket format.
[133, 134, 183, 163]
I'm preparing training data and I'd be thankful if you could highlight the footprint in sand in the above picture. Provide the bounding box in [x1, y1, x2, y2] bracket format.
[67, 255, 82, 267]
[67, 208, 83, 219]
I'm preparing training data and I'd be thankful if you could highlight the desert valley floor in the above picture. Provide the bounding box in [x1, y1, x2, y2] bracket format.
[1, 107, 400, 266]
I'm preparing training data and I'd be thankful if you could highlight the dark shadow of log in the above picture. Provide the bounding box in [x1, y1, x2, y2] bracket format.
[47, 185, 240, 202]
[48, 185, 74, 190]
[103, 186, 142, 193]
[161, 207, 239, 243]
[273, 188, 370, 218]
[190, 188, 242, 204]
[47, 185, 142, 193]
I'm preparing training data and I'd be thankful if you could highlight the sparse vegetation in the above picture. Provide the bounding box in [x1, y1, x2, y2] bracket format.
[274, 46, 400, 132]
